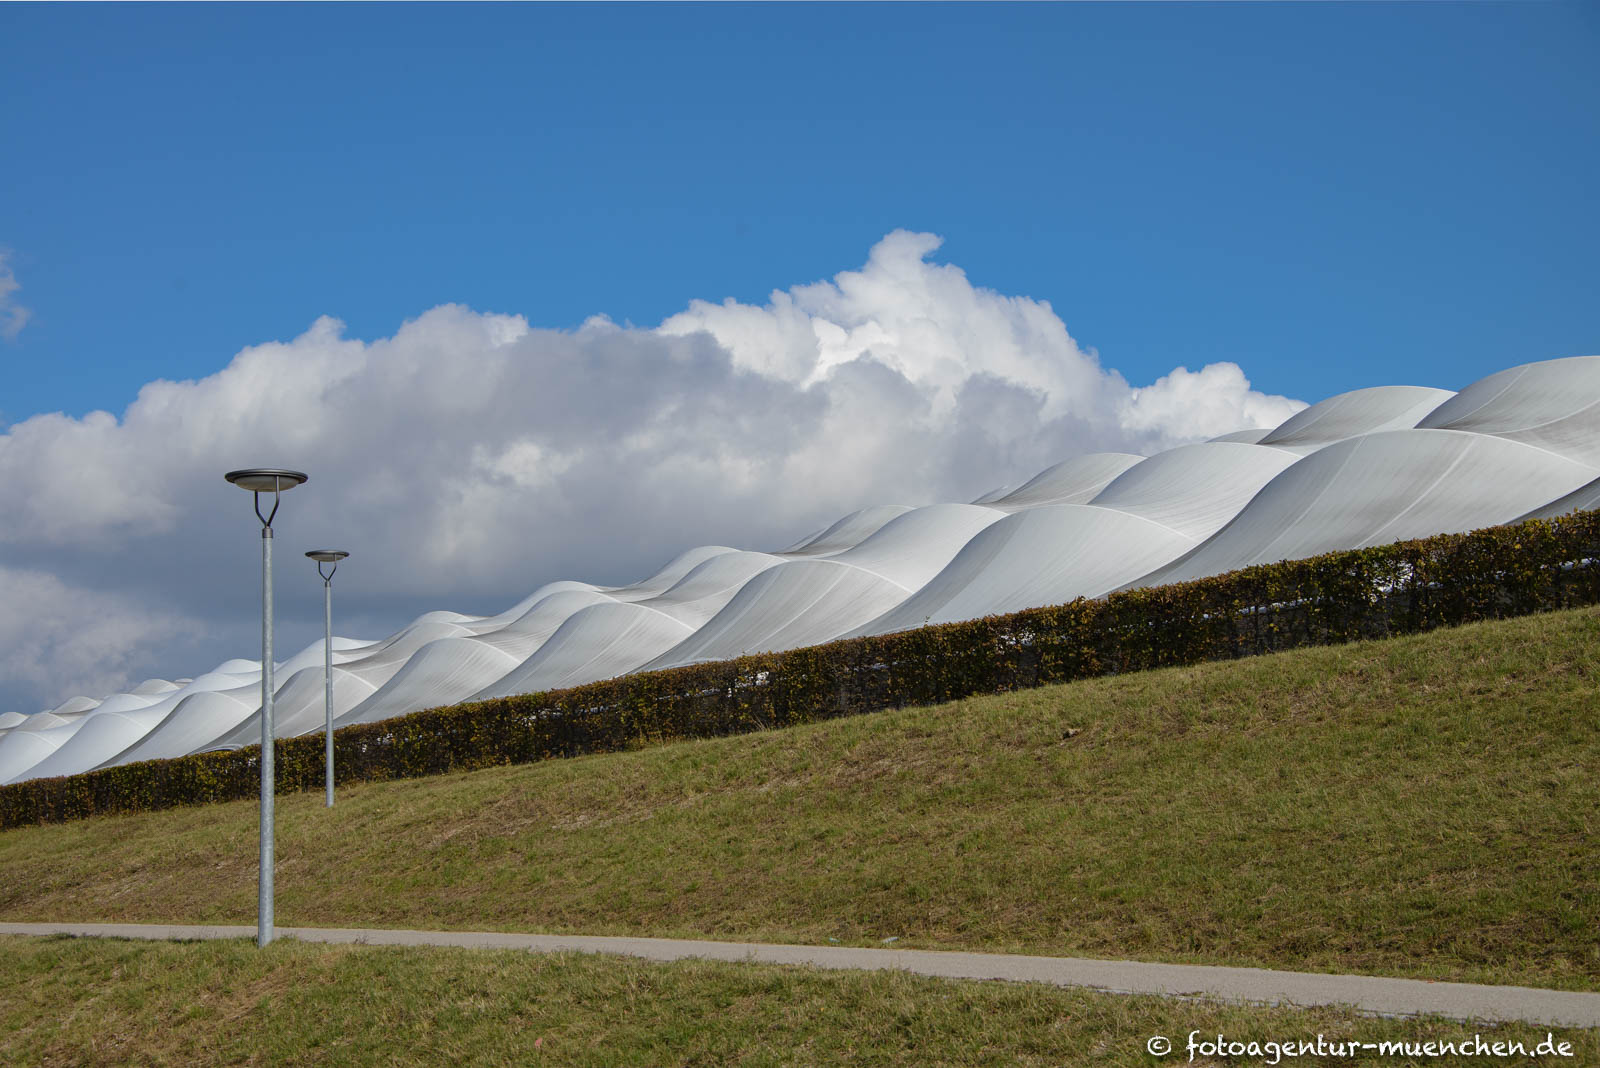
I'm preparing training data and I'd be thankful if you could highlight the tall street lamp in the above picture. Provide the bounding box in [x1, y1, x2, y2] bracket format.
[305, 550, 349, 809]
[225, 468, 308, 948]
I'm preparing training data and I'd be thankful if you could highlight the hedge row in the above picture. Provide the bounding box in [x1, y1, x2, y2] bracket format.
[4, 508, 1599, 830]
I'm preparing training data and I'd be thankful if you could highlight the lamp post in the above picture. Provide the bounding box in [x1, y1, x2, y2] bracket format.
[305, 550, 349, 809]
[225, 468, 308, 949]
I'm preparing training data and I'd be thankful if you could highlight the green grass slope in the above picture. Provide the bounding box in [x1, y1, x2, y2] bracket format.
[3, 936, 1594, 1068]
[1, 607, 1596, 990]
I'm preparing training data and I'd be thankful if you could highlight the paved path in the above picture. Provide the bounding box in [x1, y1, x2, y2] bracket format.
[4, 922, 1597, 1029]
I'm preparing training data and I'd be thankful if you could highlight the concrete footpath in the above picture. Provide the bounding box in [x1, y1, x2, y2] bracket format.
[3, 922, 1597, 1029]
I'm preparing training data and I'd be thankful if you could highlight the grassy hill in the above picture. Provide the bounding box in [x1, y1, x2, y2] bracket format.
[1, 606, 1596, 993]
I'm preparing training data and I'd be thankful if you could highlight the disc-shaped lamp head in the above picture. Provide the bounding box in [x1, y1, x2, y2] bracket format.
[226, 469, 308, 529]
[225, 469, 309, 493]
[305, 550, 349, 563]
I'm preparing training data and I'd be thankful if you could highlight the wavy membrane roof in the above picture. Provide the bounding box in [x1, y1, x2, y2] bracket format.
[6, 355, 1600, 785]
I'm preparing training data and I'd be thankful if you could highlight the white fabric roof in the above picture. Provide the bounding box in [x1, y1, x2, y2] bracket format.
[982, 453, 1145, 512]
[1257, 385, 1457, 454]
[850, 505, 1197, 636]
[1417, 356, 1600, 467]
[9, 355, 1600, 784]
[1125, 429, 1596, 590]
[1087, 442, 1300, 541]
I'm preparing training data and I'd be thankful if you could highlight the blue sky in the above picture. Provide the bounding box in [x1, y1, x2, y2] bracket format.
[0, 2, 1597, 710]
[4, 3, 1596, 425]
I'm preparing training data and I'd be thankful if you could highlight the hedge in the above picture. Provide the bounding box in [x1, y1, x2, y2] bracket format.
[4, 508, 1599, 830]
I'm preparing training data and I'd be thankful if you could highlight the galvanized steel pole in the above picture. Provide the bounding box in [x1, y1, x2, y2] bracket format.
[324, 575, 333, 808]
[225, 469, 307, 951]
[306, 550, 347, 809]
[259, 522, 275, 946]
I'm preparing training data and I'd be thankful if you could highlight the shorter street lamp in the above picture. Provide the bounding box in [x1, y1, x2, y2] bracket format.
[306, 550, 349, 808]
[224, 468, 308, 949]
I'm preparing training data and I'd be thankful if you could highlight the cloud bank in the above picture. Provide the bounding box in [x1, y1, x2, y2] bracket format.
[0, 231, 1302, 710]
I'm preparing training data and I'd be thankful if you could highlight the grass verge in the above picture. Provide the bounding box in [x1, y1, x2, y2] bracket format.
[2, 935, 1594, 1067]
[1, 607, 1595, 991]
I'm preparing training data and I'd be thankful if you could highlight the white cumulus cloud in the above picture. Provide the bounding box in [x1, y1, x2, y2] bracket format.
[0, 567, 204, 708]
[662, 230, 1299, 447]
[0, 231, 1304, 713]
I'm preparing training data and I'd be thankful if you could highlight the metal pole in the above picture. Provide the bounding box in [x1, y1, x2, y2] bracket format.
[259, 520, 275, 948]
[228, 468, 304, 952]
[324, 575, 334, 808]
